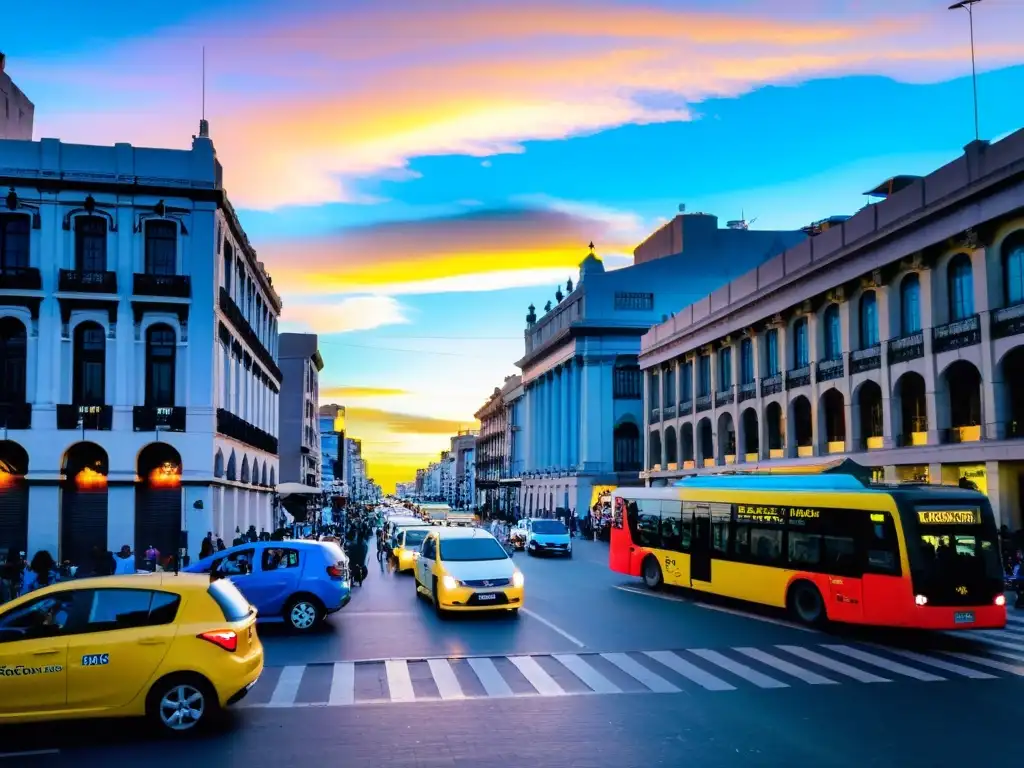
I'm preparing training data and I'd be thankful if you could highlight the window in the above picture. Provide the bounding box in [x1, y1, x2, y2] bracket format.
[73, 322, 106, 405]
[698, 355, 711, 397]
[823, 304, 841, 359]
[403, 529, 429, 548]
[0, 214, 30, 269]
[223, 247, 233, 294]
[635, 499, 661, 549]
[262, 548, 299, 571]
[681, 361, 693, 401]
[740, 339, 754, 384]
[864, 513, 900, 575]
[788, 531, 822, 566]
[84, 589, 180, 631]
[765, 329, 779, 375]
[663, 367, 675, 406]
[735, 527, 784, 565]
[144, 220, 177, 275]
[145, 324, 176, 407]
[947, 254, 974, 321]
[531, 520, 567, 535]
[214, 548, 255, 575]
[710, 504, 731, 554]
[900, 273, 921, 334]
[659, 500, 685, 551]
[439, 537, 508, 561]
[648, 371, 660, 408]
[792, 318, 809, 368]
[74, 216, 107, 272]
[421, 537, 437, 559]
[718, 347, 732, 390]
[1004, 236, 1024, 307]
[208, 580, 251, 622]
[0, 592, 78, 643]
[859, 291, 879, 347]
[0, 317, 27, 404]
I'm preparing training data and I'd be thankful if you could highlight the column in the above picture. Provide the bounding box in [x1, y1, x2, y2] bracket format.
[107, 485, 135, 552]
[580, 358, 601, 470]
[917, 267, 941, 445]
[552, 369, 563, 470]
[877, 284, 895, 449]
[28, 485, 60, 560]
[838, 300, 854, 452]
[560, 366, 570, 469]
[548, 373, 557, 469]
[524, 382, 534, 471]
[537, 378, 546, 470]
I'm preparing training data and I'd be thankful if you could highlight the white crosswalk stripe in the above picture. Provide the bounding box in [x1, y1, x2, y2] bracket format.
[246, 641, 1021, 710]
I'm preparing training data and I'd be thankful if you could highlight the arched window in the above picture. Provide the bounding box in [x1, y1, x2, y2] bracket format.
[145, 324, 177, 407]
[1004, 233, 1024, 307]
[0, 317, 27, 403]
[793, 317, 809, 368]
[74, 216, 107, 272]
[144, 220, 177, 276]
[900, 273, 921, 334]
[859, 291, 879, 347]
[73, 322, 106, 405]
[947, 253, 974, 321]
[823, 304, 841, 359]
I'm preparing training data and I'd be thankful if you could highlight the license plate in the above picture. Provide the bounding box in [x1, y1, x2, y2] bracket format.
[954, 611, 975, 624]
[477, 593, 497, 601]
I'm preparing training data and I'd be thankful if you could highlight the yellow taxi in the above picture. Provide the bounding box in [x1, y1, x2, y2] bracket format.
[391, 526, 432, 573]
[413, 527, 524, 616]
[0, 572, 263, 735]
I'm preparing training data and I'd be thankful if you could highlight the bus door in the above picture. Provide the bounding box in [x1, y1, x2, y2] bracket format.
[608, 497, 635, 575]
[691, 504, 712, 585]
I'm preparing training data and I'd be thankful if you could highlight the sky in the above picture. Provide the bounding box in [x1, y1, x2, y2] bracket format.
[7, 0, 1024, 492]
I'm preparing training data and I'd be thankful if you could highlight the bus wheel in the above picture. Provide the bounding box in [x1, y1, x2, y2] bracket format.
[787, 581, 825, 626]
[642, 557, 664, 590]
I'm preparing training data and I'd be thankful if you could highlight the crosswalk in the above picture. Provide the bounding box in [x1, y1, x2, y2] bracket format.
[941, 609, 1024, 661]
[241, 634, 1023, 710]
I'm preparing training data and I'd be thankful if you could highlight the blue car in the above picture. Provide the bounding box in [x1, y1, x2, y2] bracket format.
[184, 540, 352, 632]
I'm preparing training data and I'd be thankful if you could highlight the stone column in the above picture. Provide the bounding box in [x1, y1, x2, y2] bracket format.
[918, 267, 941, 445]
[552, 369, 563, 470]
[28, 485, 60, 560]
[560, 366, 570, 469]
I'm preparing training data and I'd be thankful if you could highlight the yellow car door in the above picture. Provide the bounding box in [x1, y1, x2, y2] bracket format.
[65, 588, 178, 710]
[0, 591, 77, 716]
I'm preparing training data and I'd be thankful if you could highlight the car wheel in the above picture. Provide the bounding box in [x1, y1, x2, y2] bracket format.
[286, 596, 323, 632]
[432, 577, 447, 619]
[642, 557, 664, 590]
[508, 608, 520, 617]
[788, 581, 826, 626]
[148, 674, 218, 736]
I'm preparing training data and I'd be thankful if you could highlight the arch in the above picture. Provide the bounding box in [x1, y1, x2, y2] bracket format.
[0, 317, 27, 405]
[269, 466, 276, 487]
[213, 449, 225, 478]
[947, 252, 975, 321]
[648, 430, 662, 470]
[680, 422, 694, 463]
[60, 442, 109, 568]
[251, 458, 261, 486]
[823, 304, 841, 359]
[261, 463, 268, 486]
[226, 449, 237, 481]
[240, 456, 250, 485]
[664, 425, 678, 465]
[900, 273, 922, 335]
[1002, 346, 1024, 437]
[1003, 231, 1024, 307]
[697, 417, 714, 463]
[145, 323, 177, 407]
[135, 443, 182, 567]
[741, 408, 759, 456]
[821, 389, 846, 446]
[0, 439, 29, 558]
[62, 441, 109, 478]
[0, 440, 29, 476]
[859, 290, 879, 347]
[857, 380, 883, 447]
[73, 321, 106, 406]
[894, 371, 928, 442]
[765, 401, 784, 452]
[943, 359, 982, 438]
[791, 395, 813, 450]
[717, 412, 736, 459]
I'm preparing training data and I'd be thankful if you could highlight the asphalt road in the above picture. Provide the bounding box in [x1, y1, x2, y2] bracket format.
[3, 536, 1021, 767]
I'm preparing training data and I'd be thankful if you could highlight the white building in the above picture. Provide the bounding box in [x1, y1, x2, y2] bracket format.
[517, 230, 805, 519]
[0, 54, 34, 142]
[0, 124, 281, 566]
[278, 333, 323, 489]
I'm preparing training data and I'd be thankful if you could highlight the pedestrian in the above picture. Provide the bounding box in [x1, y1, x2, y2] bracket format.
[113, 545, 136, 575]
[22, 550, 58, 594]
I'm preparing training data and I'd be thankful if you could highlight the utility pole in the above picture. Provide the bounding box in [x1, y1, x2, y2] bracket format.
[948, 0, 983, 141]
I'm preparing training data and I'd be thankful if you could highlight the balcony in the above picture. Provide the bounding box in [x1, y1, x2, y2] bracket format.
[991, 303, 1024, 340]
[932, 314, 981, 354]
[612, 368, 642, 399]
[940, 424, 982, 444]
[760, 372, 783, 397]
[133, 405, 186, 432]
[738, 382, 756, 403]
[216, 408, 279, 454]
[650, 407, 661, 423]
[785, 365, 811, 390]
[57, 404, 113, 430]
[663, 404, 677, 420]
[133, 273, 191, 298]
[58, 269, 117, 293]
[816, 358, 844, 383]
[679, 400, 693, 417]
[887, 331, 924, 365]
[695, 394, 712, 413]
[850, 344, 882, 374]
[0, 267, 42, 291]
[218, 288, 283, 381]
[614, 460, 643, 473]
[0, 403, 32, 430]
[714, 386, 735, 408]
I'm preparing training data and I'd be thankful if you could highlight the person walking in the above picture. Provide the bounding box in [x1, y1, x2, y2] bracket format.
[113, 545, 136, 575]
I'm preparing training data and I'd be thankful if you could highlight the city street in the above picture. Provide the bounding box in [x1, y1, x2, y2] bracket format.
[2, 537, 1021, 767]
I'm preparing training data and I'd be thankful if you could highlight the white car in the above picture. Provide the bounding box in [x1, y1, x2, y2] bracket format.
[525, 519, 572, 557]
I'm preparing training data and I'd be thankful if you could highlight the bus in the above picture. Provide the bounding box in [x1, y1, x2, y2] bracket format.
[609, 462, 1006, 630]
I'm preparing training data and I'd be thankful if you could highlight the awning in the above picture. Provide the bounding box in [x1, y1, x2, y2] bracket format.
[277, 482, 321, 498]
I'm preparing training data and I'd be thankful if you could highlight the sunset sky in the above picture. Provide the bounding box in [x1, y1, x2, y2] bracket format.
[8, 0, 1024, 491]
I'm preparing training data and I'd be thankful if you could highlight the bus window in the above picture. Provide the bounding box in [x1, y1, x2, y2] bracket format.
[788, 531, 822, 566]
[636, 499, 662, 549]
[735, 526, 784, 565]
[660, 501, 683, 552]
[711, 504, 731, 555]
[624, 499, 640, 541]
[864, 513, 900, 575]
[679, 504, 692, 551]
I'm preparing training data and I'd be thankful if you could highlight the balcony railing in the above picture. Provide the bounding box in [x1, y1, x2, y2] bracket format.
[133, 273, 191, 298]
[991, 303, 1024, 340]
[58, 269, 117, 293]
[695, 394, 712, 413]
[0, 403, 32, 430]
[816, 357, 844, 383]
[714, 386, 735, 407]
[218, 288, 283, 381]
[216, 408, 279, 454]
[0, 267, 42, 291]
[679, 400, 693, 417]
[760, 372, 783, 397]
[612, 368, 642, 399]
[786, 365, 811, 390]
[614, 460, 643, 473]
[57, 404, 113, 430]
[738, 382, 756, 403]
[887, 331, 924, 365]
[849, 344, 881, 374]
[663, 404, 677, 420]
[932, 314, 981, 354]
[133, 405, 186, 432]
[650, 407, 661, 423]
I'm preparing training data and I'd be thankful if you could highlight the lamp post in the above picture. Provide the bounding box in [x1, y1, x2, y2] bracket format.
[948, 0, 982, 141]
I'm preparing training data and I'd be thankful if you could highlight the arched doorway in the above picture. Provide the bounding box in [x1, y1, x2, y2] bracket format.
[697, 418, 714, 465]
[0, 441, 29, 560]
[791, 396, 813, 456]
[648, 430, 662, 470]
[741, 408, 759, 459]
[681, 423, 694, 466]
[61, 442, 109, 567]
[613, 422, 641, 472]
[664, 426, 678, 466]
[894, 372, 928, 445]
[944, 360, 982, 442]
[858, 381, 884, 449]
[821, 389, 846, 453]
[135, 443, 183, 568]
[1002, 347, 1024, 437]
[718, 412, 736, 462]
[765, 401, 784, 457]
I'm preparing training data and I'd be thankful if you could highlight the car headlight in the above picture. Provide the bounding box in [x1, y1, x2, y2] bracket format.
[442, 574, 458, 590]
[512, 571, 525, 588]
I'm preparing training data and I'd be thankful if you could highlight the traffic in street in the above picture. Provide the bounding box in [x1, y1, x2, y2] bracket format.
[1, 513, 1021, 768]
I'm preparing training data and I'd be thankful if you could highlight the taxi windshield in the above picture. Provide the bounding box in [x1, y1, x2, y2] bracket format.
[439, 537, 508, 562]
[531, 520, 567, 535]
[403, 529, 429, 547]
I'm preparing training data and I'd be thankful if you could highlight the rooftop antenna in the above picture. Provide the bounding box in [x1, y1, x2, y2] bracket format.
[199, 46, 210, 138]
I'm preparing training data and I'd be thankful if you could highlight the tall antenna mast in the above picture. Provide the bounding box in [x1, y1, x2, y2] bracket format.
[199, 46, 210, 138]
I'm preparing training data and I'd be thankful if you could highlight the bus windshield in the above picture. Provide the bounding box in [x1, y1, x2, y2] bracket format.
[906, 504, 1002, 603]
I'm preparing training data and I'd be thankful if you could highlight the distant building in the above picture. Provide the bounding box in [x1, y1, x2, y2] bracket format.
[319, 404, 346, 491]
[278, 333, 323, 488]
[474, 374, 521, 515]
[0, 53, 34, 141]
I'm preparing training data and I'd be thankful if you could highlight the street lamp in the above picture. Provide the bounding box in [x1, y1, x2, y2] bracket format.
[948, 0, 982, 141]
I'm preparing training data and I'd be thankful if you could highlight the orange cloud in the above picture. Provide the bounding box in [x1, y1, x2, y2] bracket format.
[344, 407, 477, 436]
[22, 1, 1024, 209]
[281, 295, 409, 333]
[321, 386, 410, 399]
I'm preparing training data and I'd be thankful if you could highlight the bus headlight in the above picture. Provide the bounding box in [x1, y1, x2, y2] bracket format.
[914, 594, 928, 606]
[442, 574, 458, 591]
[512, 571, 525, 588]
[995, 594, 1006, 607]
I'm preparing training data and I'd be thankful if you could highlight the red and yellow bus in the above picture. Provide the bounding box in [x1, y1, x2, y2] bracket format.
[609, 462, 1006, 629]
